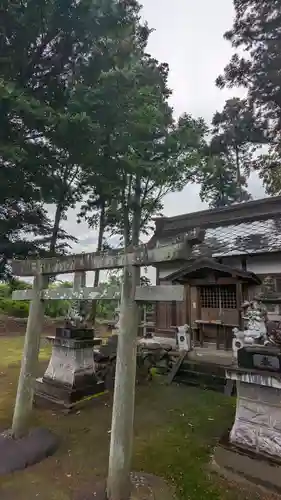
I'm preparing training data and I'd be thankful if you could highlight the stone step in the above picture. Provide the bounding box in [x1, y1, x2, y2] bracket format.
[173, 362, 226, 393]
[175, 376, 225, 393]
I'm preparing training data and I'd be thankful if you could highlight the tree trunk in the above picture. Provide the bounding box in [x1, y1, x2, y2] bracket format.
[235, 145, 242, 202]
[107, 177, 141, 500]
[91, 203, 106, 324]
[12, 272, 46, 438]
[131, 176, 141, 247]
[49, 201, 64, 256]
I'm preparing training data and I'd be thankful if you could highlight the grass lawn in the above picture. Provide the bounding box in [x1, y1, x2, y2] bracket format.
[0, 336, 278, 500]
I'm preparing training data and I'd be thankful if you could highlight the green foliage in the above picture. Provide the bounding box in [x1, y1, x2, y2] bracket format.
[80, 50, 207, 245]
[212, 97, 261, 194]
[0, 279, 73, 319]
[0, 279, 31, 317]
[198, 97, 266, 208]
[95, 275, 121, 320]
[0, 284, 11, 298]
[216, 0, 280, 132]
[0, 299, 29, 318]
[198, 155, 251, 208]
[255, 146, 281, 196]
[0, 277, 125, 320]
[44, 280, 73, 318]
[216, 0, 280, 195]
[1, 0, 208, 284]
[44, 301, 69, 319]
[0, 0, 145, 275]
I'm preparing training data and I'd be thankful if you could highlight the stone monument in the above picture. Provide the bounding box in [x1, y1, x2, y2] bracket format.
[35, 326, 104, 411]
[227, 345, 281, 458]
[35, 286, 105, 411]
[232, 299, 267, 359]
[214, 307, 281, 492]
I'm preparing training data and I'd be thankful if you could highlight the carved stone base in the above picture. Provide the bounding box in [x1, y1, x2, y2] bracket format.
[44, 337, 97, 387]
[227, 368, 281, 459]
[35, 334, 106, 411]
[34, 377, 106, 411]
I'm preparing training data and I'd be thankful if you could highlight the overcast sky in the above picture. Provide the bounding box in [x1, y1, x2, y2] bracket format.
[54, 0, 265, 259]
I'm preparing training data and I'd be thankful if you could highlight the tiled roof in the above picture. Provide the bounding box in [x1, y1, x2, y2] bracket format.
[154, 218, 281, 258]
[163, 257, 261, 283]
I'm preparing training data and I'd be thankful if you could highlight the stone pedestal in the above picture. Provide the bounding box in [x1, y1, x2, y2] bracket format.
[35, 327, 106, 411]
[213, 346, 281, 493]
[226, 346, 281, 459]
[226, 365, 281, 459]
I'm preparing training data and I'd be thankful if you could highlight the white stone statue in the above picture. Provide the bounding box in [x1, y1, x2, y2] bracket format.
[242, 299, 267, 339]
[232, 299, 268, 358]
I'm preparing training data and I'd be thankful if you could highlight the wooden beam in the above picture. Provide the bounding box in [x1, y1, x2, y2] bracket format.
[11, 239, 191, 276]
[166, 352, 187, 385]
[236, 282, 243, 329]
[12, 287, 121, 301]
[187, 278, 241, 286]
[12, 285, 184, 303]
[135, 285, 184, 302]
[12, 290, 38, 301]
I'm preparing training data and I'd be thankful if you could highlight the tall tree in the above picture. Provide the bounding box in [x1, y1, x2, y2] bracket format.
[0, 79, 55, 277]
[198, 153, 251, 208]
[79, 50, 206, 324]
[0, 0, 143, 270]
[81, 110, 207, 247]
[216, 0, 278, 191]
[211, 97, 260, 200]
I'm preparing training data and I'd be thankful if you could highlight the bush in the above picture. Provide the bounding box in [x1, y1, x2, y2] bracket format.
[0, 284, 10, 298]
[0, 299, 29, 318]
[45, 300, 70, 318]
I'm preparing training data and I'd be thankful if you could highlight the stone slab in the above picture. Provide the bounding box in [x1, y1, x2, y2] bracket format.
[213, 438, 281, 494]
[39, 376, 105, 401]
[55, 327, 95, 340]
[46, 336, 97, 349]
[34, 377, 106, 411]
[34, 388, 108, 413]
[0, 428, 58, 475]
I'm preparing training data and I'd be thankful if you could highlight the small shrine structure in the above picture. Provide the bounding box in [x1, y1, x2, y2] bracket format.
[147, 195, 281, 349]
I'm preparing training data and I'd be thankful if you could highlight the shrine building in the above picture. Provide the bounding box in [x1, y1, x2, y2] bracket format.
[147, 195, 281, 350]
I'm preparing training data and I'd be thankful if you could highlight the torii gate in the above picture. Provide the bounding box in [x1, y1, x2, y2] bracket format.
[10, 237, 191, 500]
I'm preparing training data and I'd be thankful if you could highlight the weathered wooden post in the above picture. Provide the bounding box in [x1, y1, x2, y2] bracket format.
[107, 264, 139, 500]
[12, 268, 46, 438]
